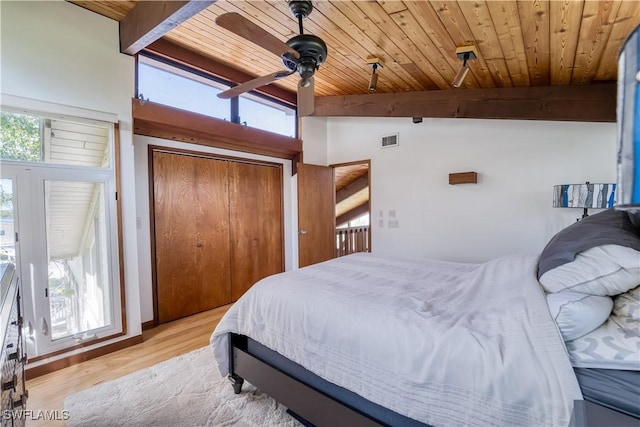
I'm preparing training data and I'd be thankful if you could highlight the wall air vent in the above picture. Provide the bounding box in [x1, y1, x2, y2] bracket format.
[381, 133, 399, 148]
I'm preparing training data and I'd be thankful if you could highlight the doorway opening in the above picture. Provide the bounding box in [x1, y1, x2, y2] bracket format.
[332, 160, 370, 257]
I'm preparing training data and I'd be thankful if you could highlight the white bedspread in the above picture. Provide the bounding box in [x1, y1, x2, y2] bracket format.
[210, 253, 582, 426]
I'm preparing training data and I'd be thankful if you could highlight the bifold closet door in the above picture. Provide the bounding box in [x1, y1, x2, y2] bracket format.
[153, 152, 231, 323]
[228, 162, 284, 301]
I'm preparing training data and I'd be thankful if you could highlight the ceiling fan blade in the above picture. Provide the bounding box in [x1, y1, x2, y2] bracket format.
[217, 71, 293, 99]
[216, 12, 300, 60]
[298, 76, 314, 117]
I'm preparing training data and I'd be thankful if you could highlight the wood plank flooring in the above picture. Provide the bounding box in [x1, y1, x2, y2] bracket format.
[24, 304, 231, 427]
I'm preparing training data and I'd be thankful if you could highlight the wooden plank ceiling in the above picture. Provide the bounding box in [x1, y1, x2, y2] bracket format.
[70, 1, 640, 97]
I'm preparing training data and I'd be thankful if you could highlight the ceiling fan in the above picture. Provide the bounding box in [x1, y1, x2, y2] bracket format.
[215, 0, 327, 117]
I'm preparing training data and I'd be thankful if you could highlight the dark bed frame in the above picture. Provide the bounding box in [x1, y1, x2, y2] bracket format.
[227, 333, 422, 427]
[226, 333, 640, 427]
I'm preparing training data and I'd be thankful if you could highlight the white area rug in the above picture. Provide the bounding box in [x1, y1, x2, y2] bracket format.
[64, 346, 300, 426]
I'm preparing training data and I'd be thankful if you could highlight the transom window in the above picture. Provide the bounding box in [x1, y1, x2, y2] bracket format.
[137, 55, 297, 138]
[138, 56, 231, 121]
[1, 111, 111, 168]
[239, 93, 296, 138]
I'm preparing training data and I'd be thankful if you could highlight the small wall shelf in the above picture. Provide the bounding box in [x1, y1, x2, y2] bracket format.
[449, 172, 478, 185]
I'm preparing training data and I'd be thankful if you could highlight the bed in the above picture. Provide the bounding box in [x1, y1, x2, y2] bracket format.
[210, 208, 640, 426]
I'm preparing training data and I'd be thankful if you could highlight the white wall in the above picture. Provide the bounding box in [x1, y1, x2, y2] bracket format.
[133, 135, 296, 323]
[1, 1, 140, 355]
[308, 117, 617, 262]
[300, 116, 328, 164]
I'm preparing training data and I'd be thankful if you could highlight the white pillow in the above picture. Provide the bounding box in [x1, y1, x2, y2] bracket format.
[546, 290, 613, 341]
[539, 245, 640, 296]
[566, 285, 640, 370]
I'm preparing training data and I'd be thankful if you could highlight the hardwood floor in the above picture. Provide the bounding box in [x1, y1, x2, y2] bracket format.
[24, 305, 231, 427]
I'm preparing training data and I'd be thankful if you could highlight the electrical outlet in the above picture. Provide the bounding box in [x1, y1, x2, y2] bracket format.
[388, 219, 399, 228]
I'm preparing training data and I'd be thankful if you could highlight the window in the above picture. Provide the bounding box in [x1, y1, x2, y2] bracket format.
[46, 180, 112, 341]
[1, 112, 42, 162]
[1, 111, 111, 168]
[0, 179, 16, 264]
[1, 108, 122, 356]
[138, 56, 231, 121]
[137, 54, 297, 138]
[239, 93, 296, 138]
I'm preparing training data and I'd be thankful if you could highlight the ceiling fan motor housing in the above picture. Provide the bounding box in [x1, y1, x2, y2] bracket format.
[282, 34, 328, 81]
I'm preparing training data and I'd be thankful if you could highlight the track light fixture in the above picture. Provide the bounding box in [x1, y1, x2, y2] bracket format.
[366, 56, 384, 92]
[452, 45, 478, 88]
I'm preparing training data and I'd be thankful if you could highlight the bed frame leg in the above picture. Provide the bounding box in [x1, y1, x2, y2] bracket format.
[229, 373, 244, 394]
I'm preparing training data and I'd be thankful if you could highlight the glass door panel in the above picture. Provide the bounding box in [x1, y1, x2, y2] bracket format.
[45, 180, 112, 341]
[0, 178, 16, 264]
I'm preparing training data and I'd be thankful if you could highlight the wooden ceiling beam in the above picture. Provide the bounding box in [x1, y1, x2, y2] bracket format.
[336, 176, 368, 204]
[313, 83, 616, 122]
[120, 1, 216, 55]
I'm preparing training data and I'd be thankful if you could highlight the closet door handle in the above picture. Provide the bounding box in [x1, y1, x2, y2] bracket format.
[299, 229, 307, 235]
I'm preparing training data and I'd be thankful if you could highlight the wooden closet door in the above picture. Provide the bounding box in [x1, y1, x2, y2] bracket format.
[153, 152, 231, 323]
[229, 162, 283, 301]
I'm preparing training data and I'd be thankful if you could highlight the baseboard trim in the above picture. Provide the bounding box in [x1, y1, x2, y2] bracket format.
[142, 320, 155, 331]
[25, 335, 143, 379]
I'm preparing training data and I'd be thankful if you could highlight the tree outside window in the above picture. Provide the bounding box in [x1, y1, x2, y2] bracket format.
[1, 111, 42, 162]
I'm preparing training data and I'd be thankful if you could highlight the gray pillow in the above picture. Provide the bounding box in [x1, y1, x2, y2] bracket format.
[627, 209, 640, 231]
[538, 209, 640, 279]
